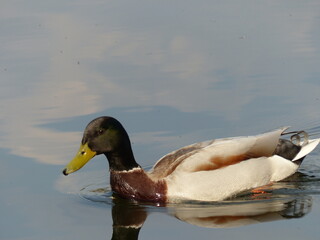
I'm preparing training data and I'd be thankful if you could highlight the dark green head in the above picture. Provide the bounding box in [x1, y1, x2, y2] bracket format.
[83, 117, 131, 154]
[63, 116, 139, 175]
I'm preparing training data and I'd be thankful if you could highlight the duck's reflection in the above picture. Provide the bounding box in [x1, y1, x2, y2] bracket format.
[111, 197, 147, 240]
[110, 195, 312, 239]
[169, 196, 312, 228]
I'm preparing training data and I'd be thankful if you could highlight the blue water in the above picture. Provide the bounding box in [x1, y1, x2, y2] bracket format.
[1, 0, 320, 239]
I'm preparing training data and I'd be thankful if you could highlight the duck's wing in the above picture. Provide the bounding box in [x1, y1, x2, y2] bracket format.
[173, 127, 289, 174]
[149, 139, 215, 179]
[149, 127, 288, 179]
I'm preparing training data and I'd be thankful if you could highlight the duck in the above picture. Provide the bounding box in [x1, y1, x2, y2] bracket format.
[62, 116, 320, 202]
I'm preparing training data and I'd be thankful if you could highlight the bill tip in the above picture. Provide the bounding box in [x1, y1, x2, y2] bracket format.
[62, 168, 68, 176]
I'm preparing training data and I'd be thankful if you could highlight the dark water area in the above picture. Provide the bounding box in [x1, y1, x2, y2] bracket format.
[1, 0, 320, 239]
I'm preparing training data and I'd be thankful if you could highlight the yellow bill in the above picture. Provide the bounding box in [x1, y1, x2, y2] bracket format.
[62, 143, 96, 175]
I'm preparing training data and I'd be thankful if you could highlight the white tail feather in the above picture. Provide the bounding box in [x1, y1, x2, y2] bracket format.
[293, 139, 320, 161]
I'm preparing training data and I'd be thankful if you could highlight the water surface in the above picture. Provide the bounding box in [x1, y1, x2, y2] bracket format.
[1, 0, 320, 239]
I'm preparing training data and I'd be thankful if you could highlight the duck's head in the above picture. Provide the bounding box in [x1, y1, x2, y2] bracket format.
[62, 116, 138, 175]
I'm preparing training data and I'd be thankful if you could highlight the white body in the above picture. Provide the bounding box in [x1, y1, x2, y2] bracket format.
[148, 128, 320, 202]
[166, 156, 298, 201]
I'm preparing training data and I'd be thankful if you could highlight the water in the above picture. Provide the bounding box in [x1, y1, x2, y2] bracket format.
[1, 0, 320, 239]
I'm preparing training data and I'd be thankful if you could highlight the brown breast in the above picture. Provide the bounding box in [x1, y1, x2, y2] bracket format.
[110, 168, 167, 203]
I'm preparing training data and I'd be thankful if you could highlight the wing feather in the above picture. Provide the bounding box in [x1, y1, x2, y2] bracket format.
[174, 127, 287, 173]
[149, 140, 215, 179]
[149, 127, 288, 179]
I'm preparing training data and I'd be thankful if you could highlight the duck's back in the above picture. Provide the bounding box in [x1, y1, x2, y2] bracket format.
[170, 128, 287, 174]
[150, 127, 286, 179]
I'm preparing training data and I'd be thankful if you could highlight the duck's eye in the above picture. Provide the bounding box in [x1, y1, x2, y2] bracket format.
[98, 129, 104, 135]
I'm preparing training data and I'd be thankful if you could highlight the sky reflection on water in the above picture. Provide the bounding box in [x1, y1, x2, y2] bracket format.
[1, 0, 320, 166]
[1, 0, 320, 239]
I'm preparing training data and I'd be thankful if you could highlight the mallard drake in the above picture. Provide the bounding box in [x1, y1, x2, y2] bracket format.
[62, 116, 320, 202]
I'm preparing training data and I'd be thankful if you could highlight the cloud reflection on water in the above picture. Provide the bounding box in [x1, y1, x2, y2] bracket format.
[1, 0, 320, 168]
